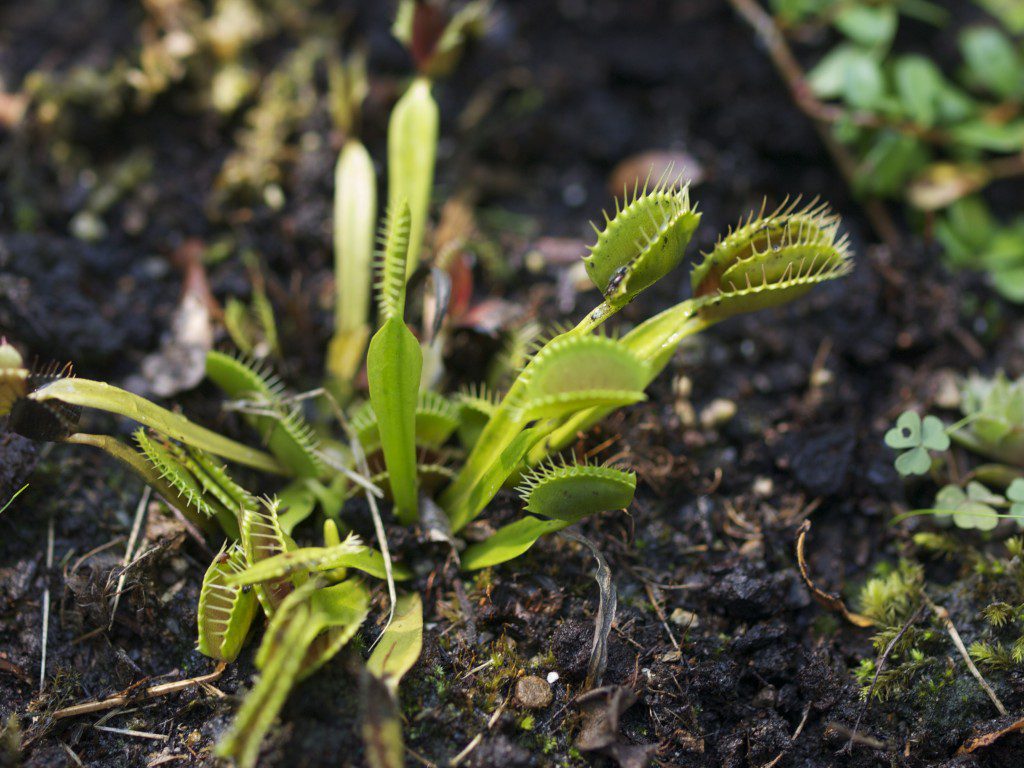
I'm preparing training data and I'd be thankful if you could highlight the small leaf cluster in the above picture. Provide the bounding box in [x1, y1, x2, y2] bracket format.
[771, 0, 1024, 299]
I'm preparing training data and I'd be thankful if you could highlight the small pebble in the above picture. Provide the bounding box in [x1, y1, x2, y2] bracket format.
[546, 671, 559, 684]
[515, 675, 553, 709]
[670, 608, 700, 628]
[752, 477, 774, 498]
[700, 398, 736, 429]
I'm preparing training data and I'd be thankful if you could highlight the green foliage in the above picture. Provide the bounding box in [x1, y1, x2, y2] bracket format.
[933, 481, 1004, 531]
[367, 593, 424, 695]
[367, 201, 422, 522]
[583, 179, 701, 309]
[954, 372, 1024, 465]
[885, 410, 951, 476]
[205, 351, 324, 478]
[461, 463, 636, 570]
[387, 78, 437, 278]
[857, 560, 922, 625]
[777, 0, 1024, 295]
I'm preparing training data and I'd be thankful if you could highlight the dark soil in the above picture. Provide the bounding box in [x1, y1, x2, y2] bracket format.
[2, 1, 1023, 767]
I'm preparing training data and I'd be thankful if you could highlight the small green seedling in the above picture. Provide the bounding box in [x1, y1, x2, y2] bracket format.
[885, 411, 951, 476]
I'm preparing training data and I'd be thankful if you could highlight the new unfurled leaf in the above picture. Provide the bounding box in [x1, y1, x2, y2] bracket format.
[388, 78, 437, 277]
[328, 137, 377, 384]
[367, 201, 422, 522]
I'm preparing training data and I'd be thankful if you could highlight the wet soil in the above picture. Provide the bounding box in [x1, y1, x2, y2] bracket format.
[2, 1, 1023, 767]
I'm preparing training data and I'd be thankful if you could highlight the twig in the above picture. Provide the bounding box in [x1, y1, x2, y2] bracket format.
[922, 591, 1007, 716]
[110, 486, 151, 631]
[727, 0, 902, 250]
[39, 517, 54, 693]
[795, 520, 874, 627]
[93, 725, 168, 741]
[643, 582, 680, 651]
[845, 604, 924, 753]
[448, 734, 482, 767]
[51, 662, 227, 720]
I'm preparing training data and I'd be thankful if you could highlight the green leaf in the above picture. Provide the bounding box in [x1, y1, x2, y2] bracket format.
[808, 44, 885, 108]
[960, 26, 1023, 99]
[461, 516, 568, 571]
[367, 316, 423, 523]
[895, 446, 932, 476]
[228, 541, 412, 584]
[893, 55, 944, 127]
[30, 377, 284, 474]
[329, 138, 377, 384]
[388, 77, 438, 278]
[367, 593, 423, 695]
[835, 4, 897, 49]
[216, 590, 320, 768]
[855, 131, 929, 197]
[885, 411, 922, 449]
[949, 120, 1024, 152]
[921, 415, 951, 450]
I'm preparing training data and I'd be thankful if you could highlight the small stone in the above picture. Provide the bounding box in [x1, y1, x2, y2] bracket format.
[752, 477, 774, 498]
[933, 370, 961, 409]
[700, 398, 737, 429]
[546, 671, 559, 684]
[515, 675, 553, 709]
[670, 608, 700, 628]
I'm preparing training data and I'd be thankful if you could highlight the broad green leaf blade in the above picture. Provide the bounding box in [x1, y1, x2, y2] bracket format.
[301, 577, 372, 678]
[197, 544, 258, 663]
[388, 77, 438, 278]
[445, 425, 543, 532]
[367, 593, 423, 695]
[461, 517, 568, 571]
[367, 316, 423, 523]
[515, 334, 650, 421]
[30, 377, 285, 474]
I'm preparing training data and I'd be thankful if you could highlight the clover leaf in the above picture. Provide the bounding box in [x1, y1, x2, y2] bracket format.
[885, 411, 950, 476]
[934, 481, 1003, 531]
[1006, 477, 1024, 527]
